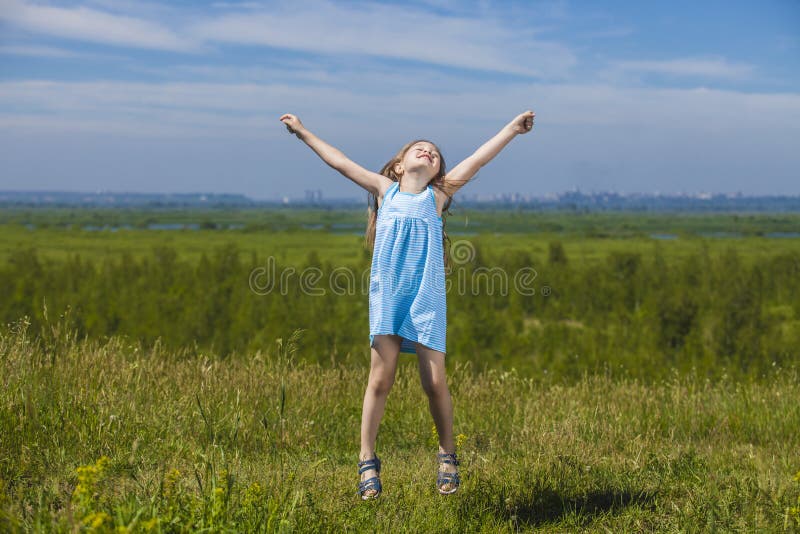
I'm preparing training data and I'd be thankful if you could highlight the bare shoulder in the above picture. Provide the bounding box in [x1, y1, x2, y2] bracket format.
[338, 161, 393, 199]
[375, 176, 393, 197]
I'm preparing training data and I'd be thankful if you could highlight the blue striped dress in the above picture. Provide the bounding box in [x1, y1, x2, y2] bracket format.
[369, 181, 447, 355]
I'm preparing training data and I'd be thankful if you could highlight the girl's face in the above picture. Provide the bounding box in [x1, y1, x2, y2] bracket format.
[397, 141, 441, 179]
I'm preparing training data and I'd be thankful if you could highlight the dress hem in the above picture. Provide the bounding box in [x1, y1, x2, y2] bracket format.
[369, 332, 446, 355]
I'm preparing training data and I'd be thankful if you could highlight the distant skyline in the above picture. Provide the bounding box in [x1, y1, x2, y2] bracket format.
[1, 0, 799, 199]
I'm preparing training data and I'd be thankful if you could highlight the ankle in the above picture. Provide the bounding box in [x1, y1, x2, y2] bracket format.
[359, 451, 377, 462]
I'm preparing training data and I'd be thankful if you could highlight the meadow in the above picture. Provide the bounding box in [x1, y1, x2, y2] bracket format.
[1, 320, 799, 532]
[1, 209, 799, 380]
[1, 208, 799, 531]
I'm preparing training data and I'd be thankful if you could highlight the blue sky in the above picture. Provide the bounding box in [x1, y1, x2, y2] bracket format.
[1, 0, 798, 199]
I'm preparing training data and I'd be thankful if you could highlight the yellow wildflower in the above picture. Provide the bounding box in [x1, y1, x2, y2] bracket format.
[141, 518, 159, 531]
[429, 424, 439, 446]
[242, 482, 265, 510]
[82, 511, 110, 530]
[72, 456, 111, 513]
[163, 468, 181, 498]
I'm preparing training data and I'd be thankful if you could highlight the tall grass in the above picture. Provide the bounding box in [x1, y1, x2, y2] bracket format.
[1, 317, 799, 532]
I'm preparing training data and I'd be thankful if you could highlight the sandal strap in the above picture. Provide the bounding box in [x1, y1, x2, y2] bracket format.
[437, 453, 460, 466]
[358, 456, 381, 474]
[437, 453, 460, 493]
[359, 476, 382, 492]
[436, 471, 461, 486]
[358, 455, 383, 498]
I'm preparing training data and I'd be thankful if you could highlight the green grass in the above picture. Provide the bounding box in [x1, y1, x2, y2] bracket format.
[2, 319, 799, 532]
[3, 206, 800, 237]
[0, 226, 369, 265]
[4, 223, 800, 267]
[4, 208, 800, 265]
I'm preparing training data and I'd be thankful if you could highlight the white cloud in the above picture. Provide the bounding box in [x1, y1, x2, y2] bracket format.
[210, 1, 265, 9]
[1, 2, 796, 195]
[1, 77, 798, 137]
[0, 0, 574, 77]
[2, 77, 799, 195]
[0, 44, 86, 58]
[189, 1, 576, 78]
[610, 57, 755, 80]
[0, 44, 123, 59]
[7, 1, 756, 89]
[0, 0, 197, 51]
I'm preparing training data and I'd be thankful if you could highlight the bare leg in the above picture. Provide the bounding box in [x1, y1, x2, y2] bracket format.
[359, 334, 401, 496]
[416, 343, 458, 491]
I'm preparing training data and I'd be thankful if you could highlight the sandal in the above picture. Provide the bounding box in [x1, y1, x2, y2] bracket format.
[358, 455, 382, 500]
[437, 452, 460, 495]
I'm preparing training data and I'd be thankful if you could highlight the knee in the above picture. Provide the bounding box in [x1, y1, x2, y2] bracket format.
[421, 377, 448, 399]
[368, 375, 394, 397]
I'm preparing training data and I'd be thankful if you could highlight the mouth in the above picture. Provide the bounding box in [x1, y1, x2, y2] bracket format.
[418, 154, 432, 163]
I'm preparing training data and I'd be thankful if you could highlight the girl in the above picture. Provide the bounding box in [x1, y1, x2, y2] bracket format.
[278, 110, 535, 499]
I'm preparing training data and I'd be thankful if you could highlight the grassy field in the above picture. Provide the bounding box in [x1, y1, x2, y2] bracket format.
[3, 208, 800, 264]
[4, 211, 800, 379]
[2, 209, 800, 531]
[2, 320, 799, 532]
[4, 222, 800, 268]
[3, 206, 800, 236]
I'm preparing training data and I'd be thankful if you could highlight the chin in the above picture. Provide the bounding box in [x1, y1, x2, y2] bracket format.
[408, 164, 437, 177]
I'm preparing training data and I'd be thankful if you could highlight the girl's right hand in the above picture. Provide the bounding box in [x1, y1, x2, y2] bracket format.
[279, 114, 304, 136]
[508, 110, 535, 135]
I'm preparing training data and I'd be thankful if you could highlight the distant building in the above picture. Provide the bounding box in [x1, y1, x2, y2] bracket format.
[304, 189, 323, 203]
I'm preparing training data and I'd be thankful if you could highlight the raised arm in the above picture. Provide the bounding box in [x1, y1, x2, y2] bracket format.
[443, 110, 535, 196]
[279, 114, 391, 196]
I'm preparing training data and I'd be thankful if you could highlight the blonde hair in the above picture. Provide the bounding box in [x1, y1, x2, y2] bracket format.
[365, 139, 458, 271]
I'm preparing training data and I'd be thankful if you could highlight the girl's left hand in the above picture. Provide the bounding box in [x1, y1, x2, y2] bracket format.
[509, 110, 535, 134]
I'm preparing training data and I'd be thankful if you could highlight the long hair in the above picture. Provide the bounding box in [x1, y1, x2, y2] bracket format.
[365, 139, 458, 271]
